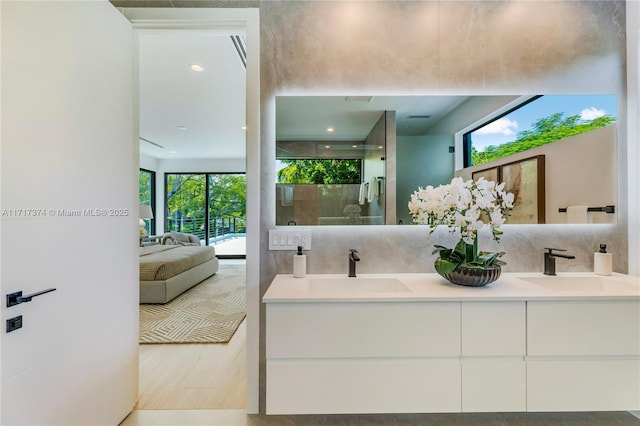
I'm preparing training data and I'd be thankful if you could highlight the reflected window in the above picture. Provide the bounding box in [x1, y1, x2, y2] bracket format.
[464, 94, 617, 167]
[276, 159, 362, 184]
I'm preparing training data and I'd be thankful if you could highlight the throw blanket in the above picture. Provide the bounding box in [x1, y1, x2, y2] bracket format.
[162, 231, 200, 246]
[140, 245, 216, 281]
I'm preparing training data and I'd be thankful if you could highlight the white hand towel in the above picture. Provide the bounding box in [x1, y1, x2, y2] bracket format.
[358, 182, 368, 205]
[281, 185, 294, 206]
[566, 205, 589, 224]
[367, 177, 379, 202]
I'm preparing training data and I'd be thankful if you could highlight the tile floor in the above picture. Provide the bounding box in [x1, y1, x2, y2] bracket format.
[121, 409, 640, 425]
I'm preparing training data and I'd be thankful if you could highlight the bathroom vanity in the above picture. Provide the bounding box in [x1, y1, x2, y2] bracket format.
[263, 273, 640, 414]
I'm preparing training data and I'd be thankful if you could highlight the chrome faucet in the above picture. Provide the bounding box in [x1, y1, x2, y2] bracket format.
[348, 249, 360, 277]
[544, 248, 575, 275]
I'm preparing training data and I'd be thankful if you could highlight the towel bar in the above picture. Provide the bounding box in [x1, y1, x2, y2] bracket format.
[558, 205, 615, 214]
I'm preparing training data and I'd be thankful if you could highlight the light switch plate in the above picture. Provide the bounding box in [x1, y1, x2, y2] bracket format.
[269, 229, 312, 251]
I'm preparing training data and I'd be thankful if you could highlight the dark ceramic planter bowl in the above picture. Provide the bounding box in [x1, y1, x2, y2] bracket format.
[438, 264, 501, 287]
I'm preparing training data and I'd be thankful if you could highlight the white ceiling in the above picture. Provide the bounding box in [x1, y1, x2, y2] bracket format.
[276, 95, 471, 141]
[138, 32, 246, 160]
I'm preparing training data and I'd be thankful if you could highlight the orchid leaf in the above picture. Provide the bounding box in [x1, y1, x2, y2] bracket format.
[477, 252, 503, 268]
[435, 257, 457, 275]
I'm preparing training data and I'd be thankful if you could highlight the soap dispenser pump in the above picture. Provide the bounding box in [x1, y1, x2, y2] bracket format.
[594, 243, 612, 276]
[293, 246, 306, 278]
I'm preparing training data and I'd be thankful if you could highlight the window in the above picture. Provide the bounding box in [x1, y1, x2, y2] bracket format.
[165, 174, 206, 242]
[464, 94, 617, 167]
[165, 173, 246, 254]
[208, 173, 247, 239]
[139, 168, 155, 235]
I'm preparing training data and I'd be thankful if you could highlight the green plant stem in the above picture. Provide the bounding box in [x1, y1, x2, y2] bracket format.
[465, 237, 479, 263]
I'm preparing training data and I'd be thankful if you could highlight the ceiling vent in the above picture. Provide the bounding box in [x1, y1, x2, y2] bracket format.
[407, 115, 431, 119]
[139, 137, 164, 149]
[344, 96, 374, 103]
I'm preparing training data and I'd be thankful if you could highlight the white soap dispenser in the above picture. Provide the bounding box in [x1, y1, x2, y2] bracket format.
[594, 243, 612, 276]
[293, 246, 306, 278]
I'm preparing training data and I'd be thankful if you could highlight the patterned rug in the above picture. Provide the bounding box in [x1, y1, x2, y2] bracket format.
[139, 263, 246, 344]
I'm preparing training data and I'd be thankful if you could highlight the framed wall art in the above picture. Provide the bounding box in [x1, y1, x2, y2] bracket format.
[500, 155, 545, 224]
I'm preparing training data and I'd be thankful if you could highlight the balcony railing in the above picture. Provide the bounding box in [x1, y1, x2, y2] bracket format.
[166, 215, 246, 244]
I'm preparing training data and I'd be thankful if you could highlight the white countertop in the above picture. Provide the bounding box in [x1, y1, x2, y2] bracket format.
[263, 272, 640, 303]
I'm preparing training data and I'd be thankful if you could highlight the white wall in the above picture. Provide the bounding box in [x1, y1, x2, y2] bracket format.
[140, 153, 159, 171]
[159, 158, 246, 173]
[396, 135, 454, 225]
[1, 1, 138, 424]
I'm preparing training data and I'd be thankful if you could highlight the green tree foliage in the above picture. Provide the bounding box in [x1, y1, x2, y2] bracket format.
[471, 113, 616, 166]
[277, 159, 361, 184]
[165, 174, 247, 235]
[139, 170, 152, 205]
[166, 175, 207, 232]
[208, 174, 247, 218]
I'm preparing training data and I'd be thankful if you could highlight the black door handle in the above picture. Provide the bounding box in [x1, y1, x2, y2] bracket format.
[6, 288, 56, 307]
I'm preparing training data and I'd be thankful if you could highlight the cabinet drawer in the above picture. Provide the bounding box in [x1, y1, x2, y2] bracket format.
[462, 358, 526, 412]
[266, 302, 460, 358]
[462, 302, 525, 356]
[527, 301, 640, 356]
[266, 358, 461, 414]
[527, 359, 640, 411]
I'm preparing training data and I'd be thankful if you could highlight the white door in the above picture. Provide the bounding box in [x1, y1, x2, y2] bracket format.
[1, 2, 138, 425]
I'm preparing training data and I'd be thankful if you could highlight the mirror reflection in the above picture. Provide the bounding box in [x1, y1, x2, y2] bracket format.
[276, 95, 617, 226]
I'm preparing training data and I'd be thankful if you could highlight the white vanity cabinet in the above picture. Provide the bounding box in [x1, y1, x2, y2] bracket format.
[263, 273, 640, 415]
[265, 302, 461, 414]
[526, 300, 640, 411]
[461, 301, 527, 412]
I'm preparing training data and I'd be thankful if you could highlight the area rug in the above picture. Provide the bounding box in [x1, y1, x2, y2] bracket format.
[139, 263, 246, 344]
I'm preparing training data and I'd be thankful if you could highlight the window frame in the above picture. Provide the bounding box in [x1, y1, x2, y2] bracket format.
[139, 168, 156, 235]
[164, 172, 247, 248]
[462, 95, 542, 168]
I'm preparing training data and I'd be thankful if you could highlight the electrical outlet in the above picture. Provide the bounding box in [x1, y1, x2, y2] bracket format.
[298, 232, 311, 250]
[269, 229, 311, 250]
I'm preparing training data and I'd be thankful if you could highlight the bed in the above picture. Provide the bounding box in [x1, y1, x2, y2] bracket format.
[139, 244, 219, 304]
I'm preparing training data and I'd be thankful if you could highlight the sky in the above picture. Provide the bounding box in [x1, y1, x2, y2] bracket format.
[470, 94, 618, 152]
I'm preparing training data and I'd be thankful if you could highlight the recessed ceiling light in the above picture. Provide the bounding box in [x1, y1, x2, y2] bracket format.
[178, 126, 187, 130]
[170, 150, 177, 154]
[241, 126, 247, 130]
[326, 127, 334, 133]
[324, 145, 331, 149]
[190, 64, 205, 72]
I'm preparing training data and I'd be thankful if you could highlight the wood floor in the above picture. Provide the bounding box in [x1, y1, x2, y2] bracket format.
[136, 312, 246, 410]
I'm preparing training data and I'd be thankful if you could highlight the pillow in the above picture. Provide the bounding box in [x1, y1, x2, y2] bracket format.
[162, 232, 200, 246]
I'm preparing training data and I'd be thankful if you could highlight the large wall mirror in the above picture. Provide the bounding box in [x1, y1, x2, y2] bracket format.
[276, 94, 617, 226]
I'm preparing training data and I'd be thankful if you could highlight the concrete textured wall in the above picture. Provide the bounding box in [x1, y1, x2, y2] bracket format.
[259, 0, 627, 410]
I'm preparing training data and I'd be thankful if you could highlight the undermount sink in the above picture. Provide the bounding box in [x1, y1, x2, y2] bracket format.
[520, 276, 640, 293]
[309, 277, 411, 294]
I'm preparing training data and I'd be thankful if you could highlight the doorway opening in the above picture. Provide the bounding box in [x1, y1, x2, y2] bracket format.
[136, 27, 247, 410]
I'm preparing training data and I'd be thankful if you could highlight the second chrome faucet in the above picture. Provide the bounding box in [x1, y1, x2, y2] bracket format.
[348, 249, 360, 277]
